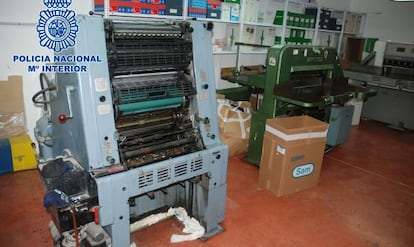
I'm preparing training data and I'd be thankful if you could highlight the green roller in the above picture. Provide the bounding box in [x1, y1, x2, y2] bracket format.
[119, 97, 183, 115]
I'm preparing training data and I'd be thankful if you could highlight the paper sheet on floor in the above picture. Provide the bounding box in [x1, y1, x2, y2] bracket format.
[129, 207, 205, 243]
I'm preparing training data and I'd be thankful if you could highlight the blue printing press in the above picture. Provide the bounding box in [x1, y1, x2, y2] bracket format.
[33, 16, 228, 246]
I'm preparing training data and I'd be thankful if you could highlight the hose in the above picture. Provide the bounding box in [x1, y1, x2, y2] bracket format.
[32, 73, 56, 109]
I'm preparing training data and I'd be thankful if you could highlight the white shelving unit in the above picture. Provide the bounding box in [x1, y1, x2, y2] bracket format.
[211, 0, 365, 88]
[92, 0, 365, 89]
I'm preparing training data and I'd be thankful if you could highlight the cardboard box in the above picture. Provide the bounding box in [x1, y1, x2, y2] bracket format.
[166, 0, 183, 16]
[344, 13, 362, 34]
[305, 8, 317, 28]
[220, 134, 248, 158]
[106, 0, 167, 15]
[229, 3, 239, 21]
[221, 2, 239, 22]
[243, 0, 259, 22]
[188, 0, 207, 18]
[217, 99, 251, 157]
[9, 135, 37, 172]
[320, 9, 331, 19]
[207, 2, 221, 19]
[344, 37, 365, 63]
[259, 116, 328, 197]
[0, 76, 26, 139]
[217, 99, 251, 139]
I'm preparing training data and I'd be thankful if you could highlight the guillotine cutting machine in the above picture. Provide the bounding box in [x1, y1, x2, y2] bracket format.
[222, 44, 375, 165]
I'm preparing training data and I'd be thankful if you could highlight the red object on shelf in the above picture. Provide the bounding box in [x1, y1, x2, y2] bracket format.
[188, 7, 207, 14]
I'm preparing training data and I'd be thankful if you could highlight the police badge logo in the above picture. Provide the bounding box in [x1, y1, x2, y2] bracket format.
[36, 0, 78, 52]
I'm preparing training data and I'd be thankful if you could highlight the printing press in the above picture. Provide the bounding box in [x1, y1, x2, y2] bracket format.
[344, 41, 414, 130]
[33, 15, 228, 246]
[221, 44, 376, 165]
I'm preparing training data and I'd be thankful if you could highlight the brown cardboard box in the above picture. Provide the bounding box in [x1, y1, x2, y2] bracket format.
[259, 116, 328, 197]
[0, 76, 26, 139]
[344, 37, 365, 63]
[217, 99, 251, 139]
[217, 99, 251, 157]
[220, 134, 249, 158]
[216, 93, 226, 100]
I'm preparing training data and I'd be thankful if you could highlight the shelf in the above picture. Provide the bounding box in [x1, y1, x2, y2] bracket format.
[105, 12, 185, 20]
[318, 29, 342, 34]
[288, 0, 318, 9]
[196, 18, 240, 25]
[243, 22, 281, 28]
[343, 31, 363, 36]
[286, 25, 317, 31]
[104, 13, 240, 24]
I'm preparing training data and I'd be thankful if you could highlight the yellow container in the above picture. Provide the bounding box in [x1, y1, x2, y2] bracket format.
[9, 135, 37, 172]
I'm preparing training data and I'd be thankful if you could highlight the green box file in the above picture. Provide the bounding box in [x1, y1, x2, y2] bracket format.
[224, 0, 240, 3]
[364, 38, 378, 52]
[274, 10, 284, 25]
[275, 36, 282, 44]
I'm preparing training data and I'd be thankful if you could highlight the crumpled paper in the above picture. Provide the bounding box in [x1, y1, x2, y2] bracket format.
[170, 207, 205, 243]
[129, 207, 205, 243]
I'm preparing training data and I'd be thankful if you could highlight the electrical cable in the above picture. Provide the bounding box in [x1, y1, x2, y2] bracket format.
[32, 73, 56, 108]
[32, 87, 56, 105]
[71, 206, 80, 247]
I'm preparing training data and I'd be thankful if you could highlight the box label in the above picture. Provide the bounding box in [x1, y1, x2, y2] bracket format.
[292, 163, 314, 178]
[276, 145, 285, 154]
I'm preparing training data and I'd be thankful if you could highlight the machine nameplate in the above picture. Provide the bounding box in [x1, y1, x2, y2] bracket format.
[198, 92, 209, 101]
[97, 104, 112, 115]
[103, 140, 112, 154]
[307, 57, 323, 63]
[269, 57, 276, 66]
[95, 77, 108, 92]
[200, 70, 207, 81]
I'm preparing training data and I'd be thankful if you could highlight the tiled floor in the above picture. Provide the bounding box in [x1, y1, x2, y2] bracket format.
[1, 120, 413, 247]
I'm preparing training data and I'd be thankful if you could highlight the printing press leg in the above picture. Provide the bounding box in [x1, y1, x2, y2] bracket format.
[195, 146, 228, 240]
[96, 173, 133, 247]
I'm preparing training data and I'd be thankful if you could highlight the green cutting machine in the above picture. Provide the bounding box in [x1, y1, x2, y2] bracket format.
[222, 44, 374, 165]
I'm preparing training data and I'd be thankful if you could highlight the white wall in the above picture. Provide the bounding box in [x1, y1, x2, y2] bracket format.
[318, 0, 414, 43]
[350, 0, 414, 43]
[316, 0, 351, 11]
[0, 1, 93, 141]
